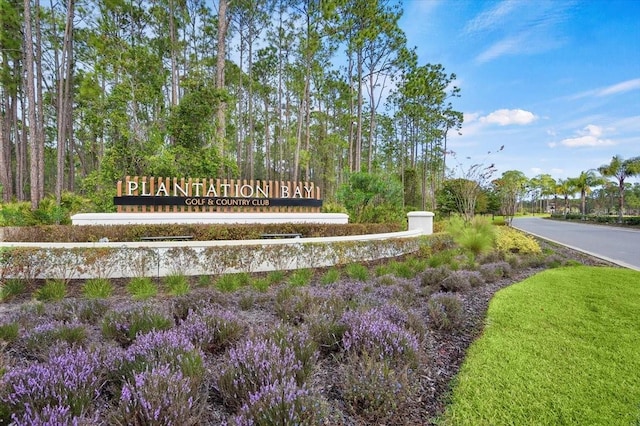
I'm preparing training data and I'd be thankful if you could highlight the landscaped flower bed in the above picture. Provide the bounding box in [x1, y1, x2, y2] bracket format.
[0, 229, 612, 425]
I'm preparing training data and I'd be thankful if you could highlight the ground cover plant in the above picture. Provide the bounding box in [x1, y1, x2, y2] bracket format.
[442, 266, 640, 426]
[0, 226, 618, 424]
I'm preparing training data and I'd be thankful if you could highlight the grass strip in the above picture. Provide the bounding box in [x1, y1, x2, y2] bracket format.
[442, 266, 640, 426]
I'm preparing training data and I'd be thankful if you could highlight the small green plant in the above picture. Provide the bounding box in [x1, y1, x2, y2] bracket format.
[126, 277, 158, 300]
[320, 268, 340, 285]
[389, 261, 414, 279]
[374, 264, 391, 277]
[251, 277, 270, 292]
[216, 274, 241, 292]
[164, 274, 190, 296]
[197, 275, 212, 287]
[0, 322, 19, 343]
[345, 263, 369, 281]
[288, 269, 313, 287]
[0, 279, 26, 302]
[427, 248, 457, 268]
[33, 280, 67, 302]
[267, 270, 286, 285]
[82, 278, 114, 299]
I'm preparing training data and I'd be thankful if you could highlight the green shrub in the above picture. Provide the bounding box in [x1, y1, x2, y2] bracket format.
[0, 279, 26, 302]
[33, 280, 67, 302]
[495, 227, 541, 254]
[427, 248, 457, 268]
[374, 264, 391, 277]
[0, 202, 37, 226]
[447, 216, 496, 257]
[389, 261, 415, 279]
[288, 269, 313, 287]
[0, 322, 19, 343]
[251, 277, 270, 292]
[126, 277, 158, 300]
[197, 275, 212, 287]
[82, 278, 114, 299]
[336, 172, 405, 224]
[267, 270, 286, 285]
[345, 263, 369, 282]
[164, 274, 190, 296]
[320, 268, 340, 285]
[215, 274, 240, 292]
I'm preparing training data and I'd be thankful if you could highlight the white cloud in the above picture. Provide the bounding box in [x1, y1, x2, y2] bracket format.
[463, 112, 481, 123]
[560, 124, 615, 147]
[597, 78, 640, 96]
[568, 78, 640, 100]
[480, 109, 537, 126]
[466, 1, 573, 63]
[464, 0, 519, 34]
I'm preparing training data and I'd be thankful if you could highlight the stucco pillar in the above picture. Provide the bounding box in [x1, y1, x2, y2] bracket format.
[407, 211, 435, 235]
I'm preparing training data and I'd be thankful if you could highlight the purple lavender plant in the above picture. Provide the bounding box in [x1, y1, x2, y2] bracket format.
[119, 329, 205, 383]
[113, 363, 204, 426]
[1, 345, 112, 421]
[231, 378, 323, 426]
[217, 336, 304, 410]
[101, 302, 174, 346]
[341, 308, 419, 364]
[12, 403, 79, 426]
[178, 306, 245, 354]
[341, 352, 417, 423]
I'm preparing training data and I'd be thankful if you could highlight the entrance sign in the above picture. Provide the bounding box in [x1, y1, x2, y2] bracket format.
[114, 176, 322, 213]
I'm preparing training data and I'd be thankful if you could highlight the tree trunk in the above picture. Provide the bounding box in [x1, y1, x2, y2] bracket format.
[56, 0, 74, 205]
[0, 91, 11, 202]
[35, 0, 44, 200]
[24, 0, 41, 209]
[215, 0, 228, 164]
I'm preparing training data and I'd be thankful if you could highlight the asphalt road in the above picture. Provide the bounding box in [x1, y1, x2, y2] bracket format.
[511, 217, 640, 271]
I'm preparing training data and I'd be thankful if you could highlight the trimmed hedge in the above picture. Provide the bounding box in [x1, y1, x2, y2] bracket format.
[549, 214, 640, 227]
[1, 223, 404, 243]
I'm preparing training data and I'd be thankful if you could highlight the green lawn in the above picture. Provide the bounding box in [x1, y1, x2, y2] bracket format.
[442, 266, 640, 426]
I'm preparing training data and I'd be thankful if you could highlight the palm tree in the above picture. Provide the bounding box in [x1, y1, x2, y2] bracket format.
[568, 170, 603, 218]
[598, 155, 640, 223]
[555, 178, 575, 216]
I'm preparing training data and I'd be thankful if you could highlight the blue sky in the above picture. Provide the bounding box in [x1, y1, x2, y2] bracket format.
[399, 0, 640, 183]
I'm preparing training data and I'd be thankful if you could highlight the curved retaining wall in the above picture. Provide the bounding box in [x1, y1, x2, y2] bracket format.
[0, 230, 423, 280]
[0, 212, 434, 280]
